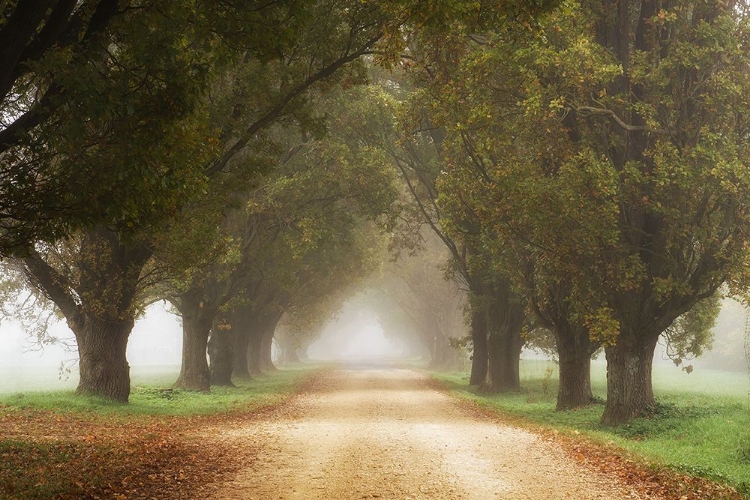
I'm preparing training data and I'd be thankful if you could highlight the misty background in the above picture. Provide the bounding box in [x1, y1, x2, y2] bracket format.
[1, 295, 748, 393]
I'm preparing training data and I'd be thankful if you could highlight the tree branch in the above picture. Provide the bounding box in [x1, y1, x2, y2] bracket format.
[205, 34, 382, 177]
[573, 105, 673, 135]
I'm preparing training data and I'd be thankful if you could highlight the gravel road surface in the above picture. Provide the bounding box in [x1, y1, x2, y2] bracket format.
[215, 367, 648, 499]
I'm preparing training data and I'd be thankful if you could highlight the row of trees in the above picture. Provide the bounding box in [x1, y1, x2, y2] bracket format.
[0, 0, 492, 402]
[0, 0, 415, 400]
[389, 0, 750, 425]
[2, 0, 749, 428]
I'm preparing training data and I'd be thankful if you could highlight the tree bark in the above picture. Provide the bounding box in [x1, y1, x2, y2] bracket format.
[247, 325, 264, 376]
[600, 332, 659, 426]
[483, 325, 523, 392]
[174, 290, 216, 392]
[469, 307, 488, 385]
[259, 325, 277, 372]
[208, 326, 234, 387]
[232, 328, 252, 379]
[555, 323, 595, 410]
[75, 316, 133, 402]
[482, 286, 525, 393]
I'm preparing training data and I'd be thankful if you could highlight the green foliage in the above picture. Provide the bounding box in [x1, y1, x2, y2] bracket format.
[663, 294, 722, 367]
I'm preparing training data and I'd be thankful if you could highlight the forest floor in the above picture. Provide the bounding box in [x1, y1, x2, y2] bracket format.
[0, 366, 742, 499]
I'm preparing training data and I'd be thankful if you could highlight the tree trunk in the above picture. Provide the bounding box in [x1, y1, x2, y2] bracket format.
[555, 323, 595, 410]
[75, 316, 134, 402]
[600, 332, 659, 426]
[557, 351, 592, 411]
[232, 329, 251, 379]
[260, 326, 277, 372]
[469, 308, 488, 385]
[174, 290, 216, 392]
[22, 227, 152, 403]
[482, 287, 525, 393]
[208, 327, 234, 387]
[247, 326, 264, 376]
[483, 325, 523, 392]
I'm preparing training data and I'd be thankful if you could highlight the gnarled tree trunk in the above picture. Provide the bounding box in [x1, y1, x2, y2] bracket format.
[22, 227, 152, 403]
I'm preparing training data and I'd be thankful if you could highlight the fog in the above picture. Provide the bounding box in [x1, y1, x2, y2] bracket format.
[0, 302, 182, 393]
[1, 293, 748, 394]
[306, 305, 405, 362]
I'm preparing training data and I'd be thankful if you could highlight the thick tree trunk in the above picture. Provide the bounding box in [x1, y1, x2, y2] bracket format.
[75, 316, 134, 402]
[469, 308, 488, 385]
[555, 323, 595, 410]
[483, 326, 523, 392]
[259, 326, 276, 372]
[482, 290, 525, 393]
[22, 227, 152, 403]
[601, 332, 659, 426]
[557, 351, 592, 411]
[208, 328, 234, 387]
[247, 327, 264, 376]
[174, 291, 216, 391]
[232, 329, 251, 379]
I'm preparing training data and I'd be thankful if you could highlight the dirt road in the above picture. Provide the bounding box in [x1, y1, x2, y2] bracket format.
[214, 367, 646, 499]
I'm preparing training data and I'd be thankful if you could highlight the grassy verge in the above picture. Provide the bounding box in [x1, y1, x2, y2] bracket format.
[0, 367, 312, 416]
[434, 360, 750, 497]
[0, 366, 319, 499]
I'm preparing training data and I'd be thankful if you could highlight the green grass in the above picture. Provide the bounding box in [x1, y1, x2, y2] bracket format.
[435, 359, 750, 496]
[0, 367, 313, 416]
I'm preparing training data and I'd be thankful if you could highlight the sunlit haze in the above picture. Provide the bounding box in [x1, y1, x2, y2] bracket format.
[306, 308, 403, 361]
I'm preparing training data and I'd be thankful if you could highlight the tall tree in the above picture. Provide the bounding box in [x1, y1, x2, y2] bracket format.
[422, 1, 750, 423]
[8, 0, 406, 400]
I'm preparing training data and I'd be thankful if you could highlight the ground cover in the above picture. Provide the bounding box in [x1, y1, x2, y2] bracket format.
[0, 368, 313, 499]
[435, 360, 750, 498]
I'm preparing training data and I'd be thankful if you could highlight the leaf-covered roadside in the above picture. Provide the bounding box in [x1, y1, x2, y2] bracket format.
[454, 396, 743, 500]
[0, 403, 267, 500]
[550, 431, 742, 500]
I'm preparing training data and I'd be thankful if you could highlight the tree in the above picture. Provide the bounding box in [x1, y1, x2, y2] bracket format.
[7, 0, 407, 400]
[379, 64, 527, 391]
[19, 230, 154, 401]
[418, 1, 750, 423]
[172, 80, 399, 389]
[0, 2, 227, 252]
